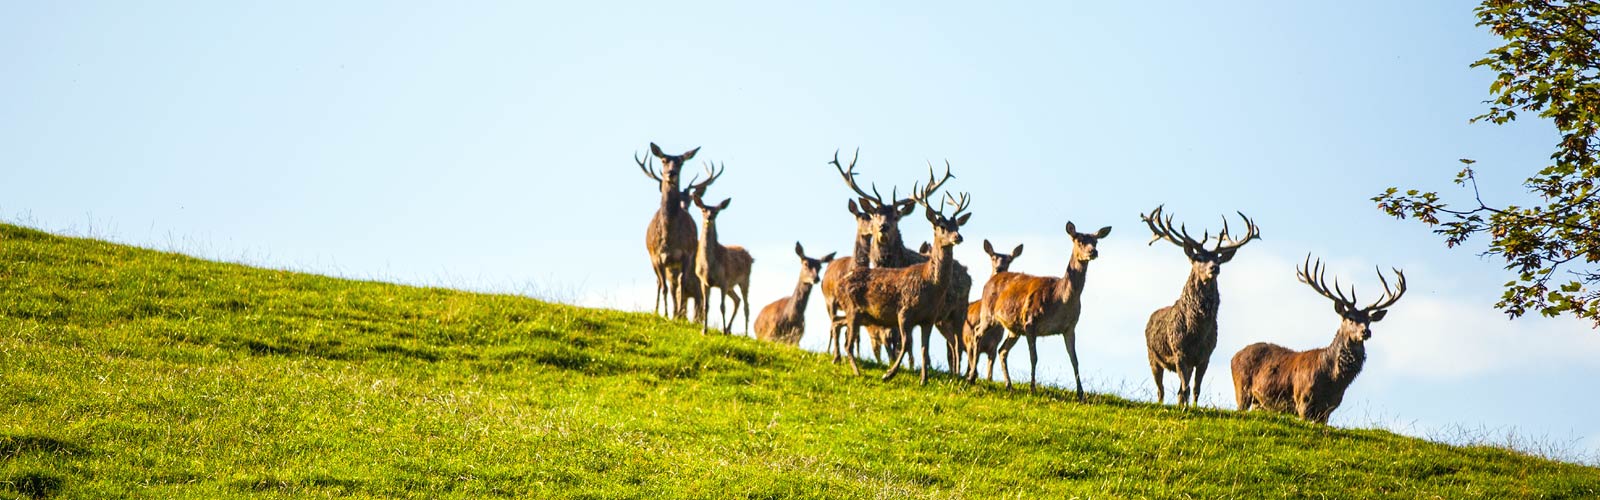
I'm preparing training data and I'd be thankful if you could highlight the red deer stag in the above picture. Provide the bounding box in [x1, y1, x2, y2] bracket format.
[970, 222, 1111, 401]
[637, 143, 714, 320]
[839, 171, 968, 384]
[819, 149, 915, 365]
[1142, 205, 1261, 407]
[754, 242, 837, 345]
[688, 165, 753, 335]
[1230, 256, 1406, 423]
[960, 240, 1024, 381]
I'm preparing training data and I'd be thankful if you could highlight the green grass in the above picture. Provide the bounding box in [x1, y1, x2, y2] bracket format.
[0, 223, 1595, 499]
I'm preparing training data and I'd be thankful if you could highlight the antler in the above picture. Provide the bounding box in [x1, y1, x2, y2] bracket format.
[1211, 211, 1261, 253]
[685, 160, 724, 195]
[635, 152, 662, 182]
[829, 149, 888, 209]
[909, 161, 956, 206]
[1141, 205, 1206, 255]
[1363, 266, 1407, 312]
[1297, 254, 1358, 312]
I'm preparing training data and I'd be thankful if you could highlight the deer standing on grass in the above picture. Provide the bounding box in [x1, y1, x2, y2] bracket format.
[637, 143, 713, 320]
[1231, 256, 1406, 423]
[960, 240, 1023, 381]
[821, 196, 891, 362]
[839, 172, 969, 384]
[970, 222, 1111, 400]
[688, 165, 753, 335]
[820, 150, 915, 366]
[1141, 206, 1261, 407]
[755, 243, 836, 345]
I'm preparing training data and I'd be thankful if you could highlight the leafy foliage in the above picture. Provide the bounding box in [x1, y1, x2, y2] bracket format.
[1375, 0, 1600, 325]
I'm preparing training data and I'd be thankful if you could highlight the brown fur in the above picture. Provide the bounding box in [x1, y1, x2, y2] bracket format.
[1230, 256, 1405, 423]
[960, 240, 1024, 381]
[638, 143, 704, 320]
[839, 194, 971, 385]
[755, 243, 836, 345]
[690, 184, 753, 336]
[1140, 206, 1260, 407]
[820, 199, 898, 364]
[971, 223, 1110, 400]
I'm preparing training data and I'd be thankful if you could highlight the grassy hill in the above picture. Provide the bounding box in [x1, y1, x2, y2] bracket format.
[0, 223, 1595, 499]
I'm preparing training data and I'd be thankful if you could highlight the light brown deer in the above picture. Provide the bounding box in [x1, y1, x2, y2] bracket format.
[1141, 206, 1261, 407]
[839, 172, 968, 384]
[637, 143, 713, 320]
[1231, 256, 1406, 423]
[688, 165, 753, 336]
[754, 242, 836, 345]
[969, 222, 1111, 400]
[960, 240, 1024, 381]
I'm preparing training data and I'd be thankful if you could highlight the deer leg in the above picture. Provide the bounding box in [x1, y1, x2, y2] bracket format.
[1063, 332, 1084, 402]
[665, 266, 680, 320]
[1176, 360, 1194, 408]
[1150, 358, 1165, 404]
[996, 334, 1020, 389]
[845, 315, 862, 376]
[741, 284, 750, 336]
[918, 323, 933, 386]
[1193, 359, 1210, 408]
[1026, 334, 1039, 394]
[652, 263, 666, 316]
[985, 353, 995, 382]
[881, 322, 909, 382]
[700, 283, 713, 335]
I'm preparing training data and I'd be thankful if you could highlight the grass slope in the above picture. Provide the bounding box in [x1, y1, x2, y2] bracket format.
[0, 223, 1595, 499]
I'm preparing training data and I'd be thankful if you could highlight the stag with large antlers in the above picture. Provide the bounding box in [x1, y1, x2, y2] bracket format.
[688, 163, 753, 335]
[638, 143, 718, 320]
[969, 222, 1111, 400]
[755, 242, 836, 345]
[819, 149, 915, 366]
[1141, 205, 1261, 407]
[960, 240, 1024, 381]
[838, 170, 970, 384]
[1231, 256, 1407, 423]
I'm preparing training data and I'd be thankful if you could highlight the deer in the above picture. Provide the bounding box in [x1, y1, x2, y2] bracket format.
[1141, 205, 1261, 408]
[960, 240, 1024, 381]
[754, 242, 836, 345]
[969, 222, 1112, 401]
[1231, 256, 1407, 423]
[838, 169, 969, 384]
[819, 149, 916, 367]
[823, 150, 971, 373]
[687, 164, 753, 336]
[637, 143, 716, 320]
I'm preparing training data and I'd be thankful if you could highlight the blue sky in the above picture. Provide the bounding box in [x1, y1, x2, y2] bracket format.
[5, 2, 1598, 461]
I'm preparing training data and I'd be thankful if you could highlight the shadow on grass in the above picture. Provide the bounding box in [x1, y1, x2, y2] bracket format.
[2, 472, 65, 499]
[0, 435, 86, 460]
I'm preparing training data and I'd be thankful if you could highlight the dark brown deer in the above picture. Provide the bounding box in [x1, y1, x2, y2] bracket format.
[960, 240, 1024, 381]
[820, 149, 916, 366]
[1141, 206, 1261, 407]
[969, 222, 1111, 401]
[839, 172, 968, 384]
[754, 242, 836, 345]
[637, 143, 713, 320]
[1231, 256, 1407, 423]
[688, 165, 753, 336]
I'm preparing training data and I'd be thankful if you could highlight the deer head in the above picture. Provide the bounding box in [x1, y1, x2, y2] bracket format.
[636, 143, 701, 194]
[1064, 222, 1112, 263]
[831, 149, 943, 245]
[1298, 255, 1407, 343]
[911, 171, 970, 250]
[983, 240, 1024, 273]
[795, 242, 837, 285]
[687, 162, 730, 221]
[1142, 205, 1260, 282]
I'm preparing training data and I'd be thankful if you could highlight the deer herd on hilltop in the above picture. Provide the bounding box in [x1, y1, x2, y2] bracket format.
[635, 143, 1408, 424]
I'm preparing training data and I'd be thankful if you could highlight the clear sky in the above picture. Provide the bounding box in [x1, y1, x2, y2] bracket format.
[5, 1, 1598, 462]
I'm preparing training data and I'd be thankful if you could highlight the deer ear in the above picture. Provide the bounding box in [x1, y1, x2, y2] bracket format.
[681, 147, 700, 161]
[650, 143, 665, 158]
[1094, 226, 1112, 238]
[820, 252, 836, 263]
[716, 198, 731, 210]
[1218, 247, 1240, 263]
[1065, 222, 1078, 235]
[1333, 302, 1348, 316]
[925, 206, 939, 222]
[795, 242, 805, 258]
[955, 213, 972, 226]
[1369, 309, 1388, 322]
[983, 239, 996, 256]
[898, 201, 916, 217]
[1012, 244, 1024, 258]
[918, 242, 932, 254]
